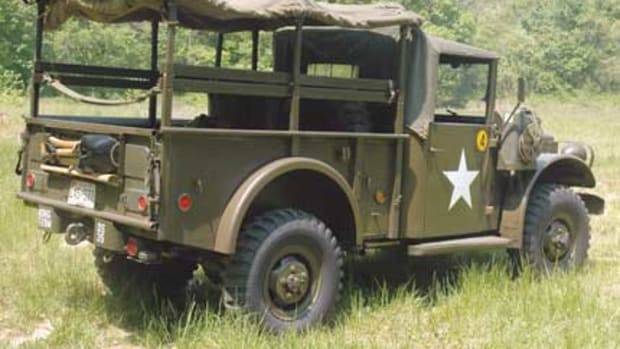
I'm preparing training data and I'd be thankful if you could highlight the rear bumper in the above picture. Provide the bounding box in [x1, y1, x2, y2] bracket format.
[17, 191, 156, 231]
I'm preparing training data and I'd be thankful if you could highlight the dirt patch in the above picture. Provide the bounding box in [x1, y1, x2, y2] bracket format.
[103, 325, 145, 349]
[0, 319, 54, 348]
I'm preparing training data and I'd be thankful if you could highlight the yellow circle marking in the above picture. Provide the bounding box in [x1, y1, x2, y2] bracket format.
[476, 129, 489, 152]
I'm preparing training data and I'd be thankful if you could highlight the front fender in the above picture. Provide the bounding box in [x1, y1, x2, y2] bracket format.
[499, 154, 599, 248]
[212, 157, 362, 254]
[533, 154, 595, 189]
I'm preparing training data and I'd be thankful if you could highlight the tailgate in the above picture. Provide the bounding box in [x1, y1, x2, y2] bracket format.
[17, 119, 159, 240]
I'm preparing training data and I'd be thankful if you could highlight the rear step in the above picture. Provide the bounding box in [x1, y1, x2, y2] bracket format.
[408, 236, 513, 256]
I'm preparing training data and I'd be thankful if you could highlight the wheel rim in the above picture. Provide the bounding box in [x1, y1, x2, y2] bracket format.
[543, 220, 573, 262]
[263, 245, 321, 321]
[270, 257, 310, 305]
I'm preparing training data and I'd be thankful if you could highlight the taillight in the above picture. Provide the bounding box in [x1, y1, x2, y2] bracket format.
[26, 173, 36, 189]
[137, 195, 149, 212]
[177, 193, 192, 212]
[126, 238, 138, 257]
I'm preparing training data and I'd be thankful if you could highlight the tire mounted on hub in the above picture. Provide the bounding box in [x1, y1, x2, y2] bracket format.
[223, 209, 343, 333]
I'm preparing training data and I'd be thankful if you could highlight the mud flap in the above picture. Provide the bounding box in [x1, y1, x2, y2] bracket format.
[578, 193, 605, 215]
[94, 219, 126, 252]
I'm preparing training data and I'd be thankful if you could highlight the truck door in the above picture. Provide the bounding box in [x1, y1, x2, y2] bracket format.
[423, 59, 500, 238]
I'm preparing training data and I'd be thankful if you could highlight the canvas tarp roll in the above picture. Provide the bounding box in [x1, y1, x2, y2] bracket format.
[404, 29, 438, 138]
[38, 0, 423, 32]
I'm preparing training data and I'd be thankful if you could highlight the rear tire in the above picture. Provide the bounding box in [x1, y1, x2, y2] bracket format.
[223, 209, 343, 333]
[94, 248, 196, 304]
[522, 184, 590, 274]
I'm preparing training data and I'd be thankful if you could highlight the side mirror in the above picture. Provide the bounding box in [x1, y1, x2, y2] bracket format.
[517, 77, 527, 103]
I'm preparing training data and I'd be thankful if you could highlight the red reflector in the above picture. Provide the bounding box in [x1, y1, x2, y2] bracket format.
[177, 193, 192, 212]
[126, 238, 138, 257]
[26, 173, 35, 188]
[137, 195, 149, 212]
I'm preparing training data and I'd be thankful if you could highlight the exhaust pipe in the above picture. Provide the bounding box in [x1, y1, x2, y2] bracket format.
[65, 223, 88, 246]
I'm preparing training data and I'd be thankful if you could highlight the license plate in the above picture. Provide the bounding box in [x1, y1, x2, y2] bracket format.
[67, 180, 96, 209]
[38, 207, 53, 230]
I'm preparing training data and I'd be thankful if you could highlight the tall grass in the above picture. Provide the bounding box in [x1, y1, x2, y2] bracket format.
[0, 96, 618, 348]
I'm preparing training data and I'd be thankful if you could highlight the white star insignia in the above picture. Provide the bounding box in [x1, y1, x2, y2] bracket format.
[443, 149, 479, 210]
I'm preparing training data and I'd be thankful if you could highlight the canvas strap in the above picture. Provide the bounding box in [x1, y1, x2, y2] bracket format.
[42, 74, 160, 106]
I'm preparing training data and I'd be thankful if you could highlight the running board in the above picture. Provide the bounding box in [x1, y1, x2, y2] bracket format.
[408, 236, 513, 256]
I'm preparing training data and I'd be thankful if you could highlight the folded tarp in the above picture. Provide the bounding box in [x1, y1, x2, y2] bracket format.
[38, 0, 423, 32]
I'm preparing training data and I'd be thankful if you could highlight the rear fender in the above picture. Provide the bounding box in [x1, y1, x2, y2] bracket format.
[499, 154, 600, 248]
[212, 157, 361, 254]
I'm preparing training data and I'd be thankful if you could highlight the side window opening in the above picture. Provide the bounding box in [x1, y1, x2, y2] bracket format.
[435, 58, 490, 123]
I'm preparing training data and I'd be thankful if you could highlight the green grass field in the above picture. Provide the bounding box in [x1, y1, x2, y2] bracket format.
[0, 96, 618, 348]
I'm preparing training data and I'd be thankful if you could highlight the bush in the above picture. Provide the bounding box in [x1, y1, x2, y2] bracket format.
[0, 70, 25, 104]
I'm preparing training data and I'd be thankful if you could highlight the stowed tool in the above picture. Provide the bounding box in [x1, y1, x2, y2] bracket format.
[41, 135, 120, 184]
[77, 135, 120, 174]
[44, 136, 80, 164]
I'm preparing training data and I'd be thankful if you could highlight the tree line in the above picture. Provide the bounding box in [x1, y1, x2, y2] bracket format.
[1, 0, 618, 97]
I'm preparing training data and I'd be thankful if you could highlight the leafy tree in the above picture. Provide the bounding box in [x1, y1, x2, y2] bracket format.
[0, 1, 34, 81]
[0, 0, 619, 96]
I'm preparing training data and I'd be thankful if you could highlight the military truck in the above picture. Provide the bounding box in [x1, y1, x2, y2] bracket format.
[17, 0, 604, 332]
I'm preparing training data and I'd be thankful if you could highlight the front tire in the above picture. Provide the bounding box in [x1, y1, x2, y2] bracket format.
[223, 209, 343, 333]
[523, 184, 590, 274]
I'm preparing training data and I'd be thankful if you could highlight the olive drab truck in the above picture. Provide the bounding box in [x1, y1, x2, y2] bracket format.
[16, 0, 604, 332]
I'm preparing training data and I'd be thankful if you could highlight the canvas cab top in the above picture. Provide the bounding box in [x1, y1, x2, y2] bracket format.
[37, 0, 422, 31]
